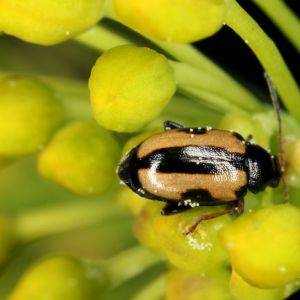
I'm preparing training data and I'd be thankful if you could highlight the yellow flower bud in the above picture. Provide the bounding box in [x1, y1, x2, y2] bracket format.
[7, 256, 108, 300]
[287, 138, 300, 175]
[220, 204, 300, 289]
[121, 128, 162, 157]
[113, 0, 231, 43]
[115, 186, 146, 216]
[0, 0, 105, 45]
[218, 111, 269, 149]
[153, 206, 231, 273]
[230, 270, 283, 300]
[166, 267, 232, 300]
[134, 202, 164, 254]
[89, 45, 176, 132]
[38, 121, 120, 196]
[0, 76, 63, 162]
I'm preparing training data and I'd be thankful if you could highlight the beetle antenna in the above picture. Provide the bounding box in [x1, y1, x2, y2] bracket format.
[264, 73, 289, 202]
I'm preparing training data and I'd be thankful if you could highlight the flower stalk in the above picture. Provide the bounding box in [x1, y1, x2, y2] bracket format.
[225, 1, 300, 122]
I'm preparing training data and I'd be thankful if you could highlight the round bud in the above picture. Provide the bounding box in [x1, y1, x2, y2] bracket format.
[0, 0, 105, 45]
[38, 121, 120, 196]
[89, 45, 176, 132]
[133, 202, 164, 254]
[220, 204, 300, 288]
[7, 256, 109, 300]
[218, 112, 269, 149]
[121, 128, 161, 157]
[115, 186, 146, 216]
[230, 270, 283, 300]
[113, 0, 230, 43]
[287, 138, 300, 175]
[0, 76, 63, 161]
[166, 267, 232, 300]
[153, 206, 231, 273]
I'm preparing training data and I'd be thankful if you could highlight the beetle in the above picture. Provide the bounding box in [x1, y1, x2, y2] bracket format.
[118, 120, 282, 234]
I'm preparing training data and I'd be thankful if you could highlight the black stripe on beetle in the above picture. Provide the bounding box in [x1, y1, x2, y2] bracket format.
[138, 146, 245, 174]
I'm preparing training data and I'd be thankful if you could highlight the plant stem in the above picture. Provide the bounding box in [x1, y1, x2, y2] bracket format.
[132, 274, 165, 300]
[14, 198, 129, 242]
[253, 0, 300, 52]
[105, 245, 162, 286]
[161, 94, 222, 126]
[225, 1, 300, 122]
[41, 76, 92, 120]
[171, 61, 263, 113]
[150, 40, 262, 107]
[75, 25, 129, 52]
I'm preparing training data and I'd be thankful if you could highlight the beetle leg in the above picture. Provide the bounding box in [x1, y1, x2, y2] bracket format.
[164, 120, 184, 131]
[184, 199, 245, 236]
[161, 202, 192, 215]
[184, 208, 232, 236]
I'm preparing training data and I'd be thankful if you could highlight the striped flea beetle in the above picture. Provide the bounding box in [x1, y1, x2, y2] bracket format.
[118, 120, 282, 234]
[118, 75, 285, 234]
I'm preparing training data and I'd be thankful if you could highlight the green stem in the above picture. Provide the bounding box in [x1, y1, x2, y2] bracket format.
[225, 1, 300, 122]
[161, 94, 222, 126]
[179, 86, 237, 113]
[41, 76, 92, 120]
[14, 198, 129, 242]
[105, 245, 162, 286]
[253, 0, 300, 52]
[74, 24, 129, 52]
[148, 40, 263, 107]
[171, 61, 263, 113]
[132, 275, 165, 300]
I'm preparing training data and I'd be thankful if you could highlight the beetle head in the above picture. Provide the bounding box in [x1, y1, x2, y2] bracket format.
[246, 144, 282, 193]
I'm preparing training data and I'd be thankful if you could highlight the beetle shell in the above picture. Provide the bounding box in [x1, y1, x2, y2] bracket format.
[118, 122, 281, 210]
